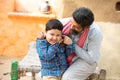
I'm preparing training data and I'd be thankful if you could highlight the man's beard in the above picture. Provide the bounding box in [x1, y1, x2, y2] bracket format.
[70, 29, 79, 35]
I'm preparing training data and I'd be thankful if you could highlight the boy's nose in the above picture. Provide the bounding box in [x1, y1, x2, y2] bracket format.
[53, 36, 57, 40]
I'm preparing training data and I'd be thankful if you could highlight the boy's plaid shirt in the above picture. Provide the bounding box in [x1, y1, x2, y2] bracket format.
[36, 38, 75, 76]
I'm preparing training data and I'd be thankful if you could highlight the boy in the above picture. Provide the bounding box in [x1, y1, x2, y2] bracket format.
[36, 19, 75, 80]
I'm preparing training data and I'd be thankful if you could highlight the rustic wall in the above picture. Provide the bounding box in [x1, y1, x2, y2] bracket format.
[0, 0, 55, 56]
[62, 0, 120, 23]
[15, 0, 42, 13]
[0, 0, 15, 56]
[0, 0, 120, 57]
[49, 0, 64, 18]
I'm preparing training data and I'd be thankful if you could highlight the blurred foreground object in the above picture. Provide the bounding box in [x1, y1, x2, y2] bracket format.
[11, 60, 18, 80]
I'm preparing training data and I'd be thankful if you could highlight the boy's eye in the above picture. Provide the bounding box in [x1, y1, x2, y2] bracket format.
[56, 34, 61, 37]
[50, 33, 54, 36]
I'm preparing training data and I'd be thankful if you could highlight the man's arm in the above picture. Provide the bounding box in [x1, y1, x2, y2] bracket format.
[66, 43, 75, 56]
[75, 27, 103, 65]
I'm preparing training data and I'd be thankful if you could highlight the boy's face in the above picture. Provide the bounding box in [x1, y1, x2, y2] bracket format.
[46, 29, 62, 45]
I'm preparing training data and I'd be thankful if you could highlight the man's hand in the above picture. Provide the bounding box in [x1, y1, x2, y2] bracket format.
[63, 36, 72, 45]
[37, 32, 45, 39]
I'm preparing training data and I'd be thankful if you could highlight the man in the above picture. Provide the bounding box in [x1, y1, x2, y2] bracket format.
[60, 7, 103, 80]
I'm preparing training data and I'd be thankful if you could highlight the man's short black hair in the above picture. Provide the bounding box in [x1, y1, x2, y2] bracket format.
[46, 19, 63, 31]
[72, 7, 94, 29]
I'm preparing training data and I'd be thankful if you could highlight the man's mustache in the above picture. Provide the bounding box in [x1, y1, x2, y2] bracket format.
[70, 29, 79, 35]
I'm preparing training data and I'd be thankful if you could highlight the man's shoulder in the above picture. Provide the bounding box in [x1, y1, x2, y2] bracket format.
[89, 23, 103, 38]
[59, 17, 72, 25]
[90, 22, 101, 31]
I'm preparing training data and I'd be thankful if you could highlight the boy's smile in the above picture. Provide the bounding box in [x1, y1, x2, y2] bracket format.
[46, 29, 62, 44]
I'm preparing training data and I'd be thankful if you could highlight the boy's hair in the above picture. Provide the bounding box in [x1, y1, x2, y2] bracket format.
[72, 7, 94, 29]
[45, 19, 63, 32]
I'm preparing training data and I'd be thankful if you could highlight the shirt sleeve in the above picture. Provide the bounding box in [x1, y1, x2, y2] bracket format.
[75, 28, 103, 65]
[36, 38, 59, 60]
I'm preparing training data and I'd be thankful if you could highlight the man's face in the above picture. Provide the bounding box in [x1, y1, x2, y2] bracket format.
[70, 18, 83, 34]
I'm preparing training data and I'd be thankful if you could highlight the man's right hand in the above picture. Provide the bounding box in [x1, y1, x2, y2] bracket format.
[63, 36, 73, 45]
[37, 32, 45, 39]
